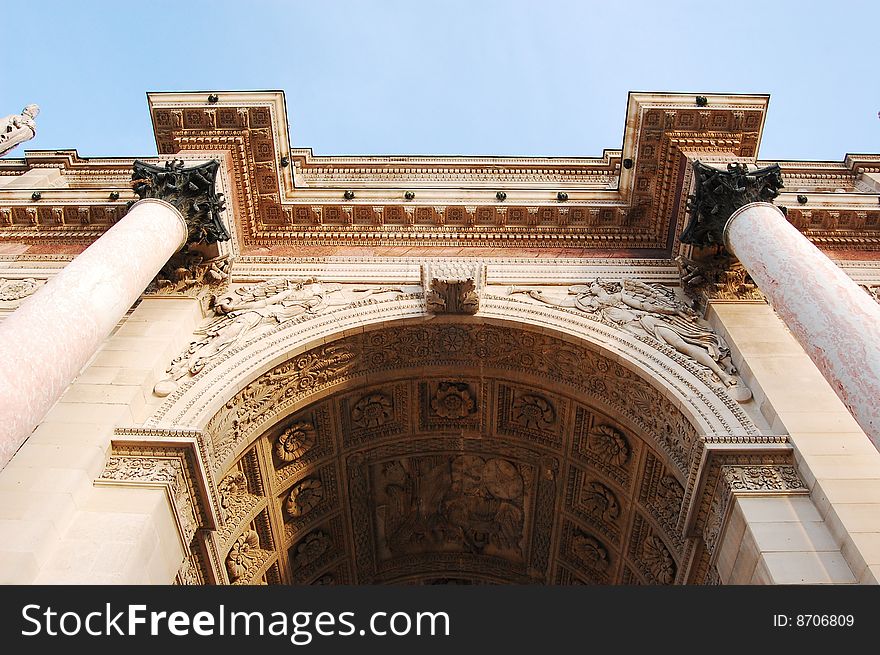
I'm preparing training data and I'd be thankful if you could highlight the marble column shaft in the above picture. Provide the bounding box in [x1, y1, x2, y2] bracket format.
[725, 202, 880, 449]
[0, 198, 187, 470]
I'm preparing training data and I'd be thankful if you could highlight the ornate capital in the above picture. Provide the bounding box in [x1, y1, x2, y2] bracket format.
[681, 161, 784, 248]
[131, 159, 230, 244]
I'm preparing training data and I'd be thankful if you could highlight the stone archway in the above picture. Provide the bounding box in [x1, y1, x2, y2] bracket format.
[209, 321, 697, 586]
[106, 293, 805, 585]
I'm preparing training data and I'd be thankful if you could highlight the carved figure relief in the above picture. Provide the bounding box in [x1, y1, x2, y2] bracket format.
[373, 455, 525, 559]
[861, 284, 880, 304]
[510, 278, 750, 400]
[146, 249, 230, 296]
[0, 104, 39, 157]
[154, 279, 402, 396]
[677, 254, 764, 305]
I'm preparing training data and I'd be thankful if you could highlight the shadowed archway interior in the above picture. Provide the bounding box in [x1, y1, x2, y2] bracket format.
[209, 321, 699, 585]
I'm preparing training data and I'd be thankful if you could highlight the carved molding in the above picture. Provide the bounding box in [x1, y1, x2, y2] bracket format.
[97, 430, 220, 584]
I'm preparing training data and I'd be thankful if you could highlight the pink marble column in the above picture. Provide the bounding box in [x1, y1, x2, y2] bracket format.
[0, 198, 187, 470]
[724, 201, 880, 449]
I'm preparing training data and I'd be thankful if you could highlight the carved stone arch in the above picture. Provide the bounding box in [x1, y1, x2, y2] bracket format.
[126, 294, 802, 585]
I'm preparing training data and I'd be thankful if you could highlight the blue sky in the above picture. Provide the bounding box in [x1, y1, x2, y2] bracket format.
[2, 0, 878, 160]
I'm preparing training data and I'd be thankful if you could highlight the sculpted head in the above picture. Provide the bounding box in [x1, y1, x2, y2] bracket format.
[22, 105, 39, 119]
[212, 292, 238, 314]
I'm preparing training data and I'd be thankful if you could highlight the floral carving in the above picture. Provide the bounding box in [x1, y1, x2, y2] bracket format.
[511, 393, 556, 430]
[218, 471, 247, 503]
[426, 278, 479, 314]
[587, 425, 631, 467]
[226, 529, 260, 581]
[275, 422, 316, 462]
[351, 392, 393, 429]
[571, 531, 610, 571]
[293, 531, 331, 568]
[430, 382, 476, 419]
[582, 481, 621, 522]
[217, 470, 248, 522]
[655, 474, 684, 525]
[0, 277, 39, 301]
[723, 465, 807, 492]
[286, 478, 324, 518]
[642, 535, 676, 584]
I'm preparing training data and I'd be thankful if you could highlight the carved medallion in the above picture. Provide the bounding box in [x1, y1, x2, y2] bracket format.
[226, 529, 260, 581]
[430, 382, 476, 419]
[351, 392, 393, 429]
[588, 425, 631, 467]
[275, 422, 316, 463]
[285, 478, 324, 518]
